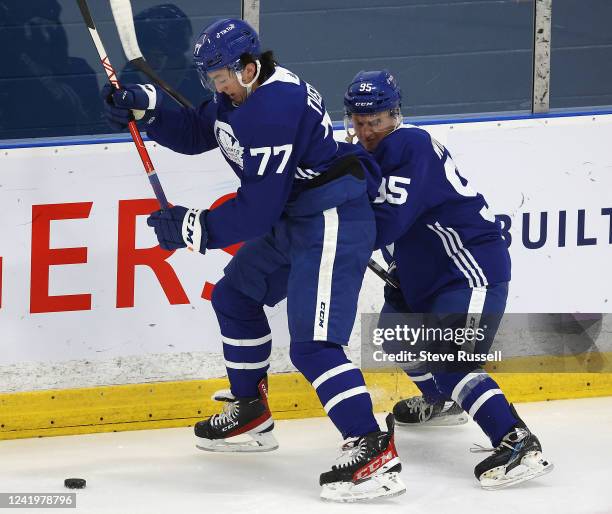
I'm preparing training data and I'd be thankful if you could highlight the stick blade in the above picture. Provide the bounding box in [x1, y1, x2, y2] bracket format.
[109, 0, 143, 61]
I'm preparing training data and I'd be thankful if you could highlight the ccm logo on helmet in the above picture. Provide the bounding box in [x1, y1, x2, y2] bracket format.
[216, 23, 235, 38]
[355, 102, 374, 106]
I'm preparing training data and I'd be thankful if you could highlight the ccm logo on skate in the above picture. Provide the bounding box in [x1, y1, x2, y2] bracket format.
[352, 448, 395, 482]
[259, 381, 269, 400]
[318, 302, 326, 328]
[221, 421, 238, 432]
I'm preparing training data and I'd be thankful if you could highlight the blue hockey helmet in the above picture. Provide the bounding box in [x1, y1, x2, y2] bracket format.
[193, 18, 261, 90]
[344, 70, 401, 115]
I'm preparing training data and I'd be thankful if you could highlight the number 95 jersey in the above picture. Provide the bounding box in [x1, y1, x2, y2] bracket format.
[371, 125, 511, 309]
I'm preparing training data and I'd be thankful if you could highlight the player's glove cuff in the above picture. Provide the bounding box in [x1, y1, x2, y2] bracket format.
[181, 208, 209, 254]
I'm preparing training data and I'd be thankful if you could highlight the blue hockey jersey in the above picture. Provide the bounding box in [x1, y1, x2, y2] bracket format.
[371, 125, 511, 308]
[144, 66, 378, 249]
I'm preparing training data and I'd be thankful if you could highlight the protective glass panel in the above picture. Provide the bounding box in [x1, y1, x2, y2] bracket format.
[260, 0, 534, 122]
[550, 0, 612, 110]
[0, 0, 241, 140]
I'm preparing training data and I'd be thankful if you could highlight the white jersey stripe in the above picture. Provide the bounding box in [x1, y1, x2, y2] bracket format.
[468, 389, 503, 418]
[314, 208, 339, 340]
[446, 226, 489, 286]
[435, 223, 482, 287]
[466, 286, 487, 330]
[222, 334, 272, 346]
[427, 224, 475, 288]
[408, 372, 434, 382]
[295, 167, 310, 179]
[451, 371, 486, 403]
[224, 359, 269, 370]
[323, 386, 370, 413]
[312, 363, 357, 390]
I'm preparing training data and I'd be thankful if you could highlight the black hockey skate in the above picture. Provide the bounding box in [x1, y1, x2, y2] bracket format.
[473, 405, 553, 490]
[194, 378, 278, 453]
[393, 396, 468, 426]
[319, 414, 406, 502]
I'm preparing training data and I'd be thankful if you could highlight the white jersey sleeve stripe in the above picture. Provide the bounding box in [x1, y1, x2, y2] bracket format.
[446, 226, 489, 286]
[427, 224, 475, 288]
[435, 223, 483, 287]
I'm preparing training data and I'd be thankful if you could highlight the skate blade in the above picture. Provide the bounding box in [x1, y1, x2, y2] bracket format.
[196, 431, 279, 453]
[480, 452, 554, 490]
[320, 473, 406, 503]
[396, 413, 469, 427]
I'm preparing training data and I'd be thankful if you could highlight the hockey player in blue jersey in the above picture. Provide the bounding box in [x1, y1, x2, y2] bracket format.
[101, 19, 404, 501]
[343, 70, 553, 490]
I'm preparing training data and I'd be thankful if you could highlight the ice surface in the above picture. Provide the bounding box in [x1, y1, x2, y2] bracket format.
[1, 397, 611, 514]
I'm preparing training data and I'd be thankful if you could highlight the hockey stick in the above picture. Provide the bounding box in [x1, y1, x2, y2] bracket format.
[76, 0, 169, 210]
[107, 0, 398, 289]
[367, 258, 399, 289]
[108, 0, 194, 108]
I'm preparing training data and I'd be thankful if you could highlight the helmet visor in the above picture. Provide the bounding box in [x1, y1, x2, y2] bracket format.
[344, 110, 402, 149]
[197, 65, 237, 92]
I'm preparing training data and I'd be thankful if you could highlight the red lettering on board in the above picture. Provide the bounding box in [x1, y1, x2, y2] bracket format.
[30, 202, 93, 313]
[116, 199, 189, 308]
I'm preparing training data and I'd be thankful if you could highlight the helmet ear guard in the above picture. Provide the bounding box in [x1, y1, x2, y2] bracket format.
[235, 59, 261, 95]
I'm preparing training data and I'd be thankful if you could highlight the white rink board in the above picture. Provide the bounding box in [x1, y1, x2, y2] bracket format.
[0, 114, 610, 391]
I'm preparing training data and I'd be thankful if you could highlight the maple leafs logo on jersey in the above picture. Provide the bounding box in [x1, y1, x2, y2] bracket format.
[214, 120, 244, 169]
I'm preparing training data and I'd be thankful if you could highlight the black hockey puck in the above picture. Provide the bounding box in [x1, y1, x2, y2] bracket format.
[64, 478, 86, 489]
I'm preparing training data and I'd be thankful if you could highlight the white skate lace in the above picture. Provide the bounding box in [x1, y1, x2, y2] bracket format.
[210, 401, 239, 428]
[333, 437, 368, 469]
[405, 397, 426, 412]
[469, 428, 529, 454]
[405, 397, 434, 421]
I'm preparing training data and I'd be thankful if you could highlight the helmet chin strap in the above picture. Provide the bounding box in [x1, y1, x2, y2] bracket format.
[236, 60, 262, 97]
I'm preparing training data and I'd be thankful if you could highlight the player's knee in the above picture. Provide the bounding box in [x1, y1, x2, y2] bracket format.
[289, 341, 344, 373]
[290, 341, 318, 371]
[210, 276, 234, 316]
[211, 276, 266, 321]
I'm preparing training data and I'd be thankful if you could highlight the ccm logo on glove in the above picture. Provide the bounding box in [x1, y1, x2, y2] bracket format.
[147, 206, 208, 254]
[183, 208, 205, 253]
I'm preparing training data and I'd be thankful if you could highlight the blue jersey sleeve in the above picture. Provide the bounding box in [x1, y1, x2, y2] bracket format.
[373, 131, 441, 249]
[145, 94, 218, 155]
[204, 122, 298, 249]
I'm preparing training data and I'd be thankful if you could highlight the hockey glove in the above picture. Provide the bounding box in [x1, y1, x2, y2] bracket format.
[101, 83, 159, 131]
[147, 206, 209, 254]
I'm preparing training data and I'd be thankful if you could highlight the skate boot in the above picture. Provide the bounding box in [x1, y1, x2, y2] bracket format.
[319, 414, 406, 502]
[194, 378, 278, 453]
[393, 396, 468, 426]
[473, 405, 553, 490]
